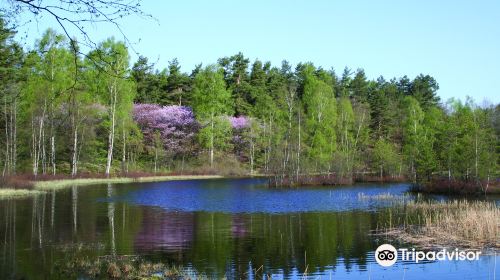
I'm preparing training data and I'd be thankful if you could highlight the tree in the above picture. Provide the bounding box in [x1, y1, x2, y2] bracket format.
[301, 64, 337, 172]
[349, 69, 369, 102]
[218, 52, 252, 115]
[131, 56, 164, 104]
[229, 116, 262, 174]
[410, 74, 440, 110]
[191, 65, 232, 167]
[21, 29, 76, 176]
[440, 98, 497, 186]
[336, 97, 355, 176]
[368, 77, 391, 140]
[0, 17, 23, 175]
[372, 138, 400, 179]
[402, 96, 438, 183]
[133, 104, 199, 158]
[165, 58, 190, 106]
[87, 38, 134, 176]
[3, 0, 150, 52]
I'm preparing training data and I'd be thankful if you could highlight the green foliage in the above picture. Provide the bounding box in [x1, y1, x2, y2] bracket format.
[372, 138, 401, 178]
[198, 116, 233, 153]
[302, 64, 337, 171]
[0, 19, 497, 184]
[192, 65, 232, 119]
[191, 65, 232, 166]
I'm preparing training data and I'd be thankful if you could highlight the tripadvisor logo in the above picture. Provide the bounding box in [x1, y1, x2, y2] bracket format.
[375, 244, 398, 267]
[374, 244, 481, 267]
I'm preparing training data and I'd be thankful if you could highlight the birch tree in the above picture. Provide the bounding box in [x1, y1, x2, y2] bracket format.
[88, 38, 134, 176]
[302, 64, 337, 173]
[191, 65, 232, 167]
[0, 18, 22, 176]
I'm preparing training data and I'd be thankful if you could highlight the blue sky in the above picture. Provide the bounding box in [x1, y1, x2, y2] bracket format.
[12, 0, 500, 104]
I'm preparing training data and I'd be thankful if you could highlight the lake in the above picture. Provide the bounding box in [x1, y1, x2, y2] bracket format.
[0, 178, 498, 279]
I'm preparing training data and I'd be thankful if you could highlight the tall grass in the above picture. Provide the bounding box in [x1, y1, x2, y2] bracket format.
[379, 200, 500, 248]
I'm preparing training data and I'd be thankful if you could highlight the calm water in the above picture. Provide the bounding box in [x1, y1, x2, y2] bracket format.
[0, 178, 498, 279]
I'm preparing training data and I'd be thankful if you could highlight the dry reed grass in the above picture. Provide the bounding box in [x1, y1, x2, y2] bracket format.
[379, 200, 500, 249]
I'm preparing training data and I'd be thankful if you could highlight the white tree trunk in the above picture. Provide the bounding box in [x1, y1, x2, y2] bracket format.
[12, 99, 16, 174]
[121, 121, 126, 174]
[105, 81, 117, 176]
[51, 136, 56, 175]
[71, 126, 78, 176]
[209, 112, 214, 167]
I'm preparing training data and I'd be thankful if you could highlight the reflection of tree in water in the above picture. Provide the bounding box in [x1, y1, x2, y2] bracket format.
[0, 185, 388, 279]
[134, 209, 195, 252]
[187, 211, 377, 278]
[230, 215, 248, 238]
[1, 199, 17, 277]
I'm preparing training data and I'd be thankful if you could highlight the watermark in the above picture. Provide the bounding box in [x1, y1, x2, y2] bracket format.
[374, 244, 481, 267]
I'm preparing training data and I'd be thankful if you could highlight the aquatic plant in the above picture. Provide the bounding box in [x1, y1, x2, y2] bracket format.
[377, 200, 500, 249]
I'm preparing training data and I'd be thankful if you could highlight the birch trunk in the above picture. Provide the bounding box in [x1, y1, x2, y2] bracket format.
[296, 111, 301, 181]
[105, 79, 117, 176]
[50, 136, 55, 175]
[71, 127, 78, 176]
[209, 111, 214, 167]
[12, 99, 16, 174]
[3, 96, 9, 176]
[121, 120, 126, 174]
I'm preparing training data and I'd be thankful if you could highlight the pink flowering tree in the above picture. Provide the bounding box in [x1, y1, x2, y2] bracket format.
[133, 104, 199, 158]
[229, 116, 250, 158]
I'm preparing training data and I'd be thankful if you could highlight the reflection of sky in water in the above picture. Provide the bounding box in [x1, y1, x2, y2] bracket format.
[113, 179, 414, 213]
[266, 254, 499, 280]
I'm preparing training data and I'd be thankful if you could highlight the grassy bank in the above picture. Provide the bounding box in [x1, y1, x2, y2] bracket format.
[377, 200, 500, 249]
[0, 175, 224, 198]
[0, 189, 45, 200]
[34, 175, 224, 191]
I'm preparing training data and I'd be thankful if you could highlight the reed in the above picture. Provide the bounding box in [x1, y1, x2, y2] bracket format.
[379, 200, 500, 249]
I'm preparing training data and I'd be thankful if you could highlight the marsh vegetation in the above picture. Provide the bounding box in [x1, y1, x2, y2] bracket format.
[377, 199, 500, 249]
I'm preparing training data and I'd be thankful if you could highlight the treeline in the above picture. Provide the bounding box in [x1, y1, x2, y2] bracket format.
[0, 19, 498, 187]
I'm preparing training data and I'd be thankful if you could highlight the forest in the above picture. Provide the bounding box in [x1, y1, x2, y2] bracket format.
[0, 17, 498, 189]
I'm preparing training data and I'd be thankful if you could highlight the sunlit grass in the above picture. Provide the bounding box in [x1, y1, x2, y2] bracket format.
[34, 175, 223, 190]
[0, 189, 46, 199]
[357, 192, 410, 202]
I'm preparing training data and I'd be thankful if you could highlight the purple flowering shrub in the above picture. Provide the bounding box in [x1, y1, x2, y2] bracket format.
[133, 104, 199, 156]
[228, 116, 251, 159]
[229, 116, 249, 130]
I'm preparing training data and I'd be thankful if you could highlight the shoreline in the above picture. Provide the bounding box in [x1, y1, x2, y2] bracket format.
[0, 175, 225, 199]
[34, 175, 225, 190]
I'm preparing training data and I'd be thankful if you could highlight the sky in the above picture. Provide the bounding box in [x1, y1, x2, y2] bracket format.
[10, 0, 500, 104]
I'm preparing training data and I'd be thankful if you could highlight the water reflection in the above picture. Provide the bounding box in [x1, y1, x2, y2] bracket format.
[0, 179, 497, 279]
[135, 210, 195, 252]
[120, 180, 413, 213]
[108, 183, 116, 255]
